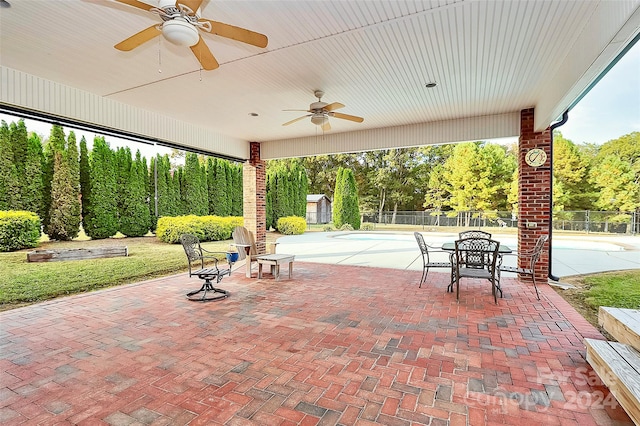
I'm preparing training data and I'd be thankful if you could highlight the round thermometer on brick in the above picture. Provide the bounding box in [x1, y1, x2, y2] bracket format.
[525, 148, 547, 167]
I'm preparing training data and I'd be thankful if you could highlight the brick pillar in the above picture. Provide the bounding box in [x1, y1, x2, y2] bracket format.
[243, 142, 266, 251]
[518, 108, 550, 284]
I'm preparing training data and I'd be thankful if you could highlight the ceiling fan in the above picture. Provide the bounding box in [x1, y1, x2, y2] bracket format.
[283, 90, 364, 131]
[112, 0, 268, 70]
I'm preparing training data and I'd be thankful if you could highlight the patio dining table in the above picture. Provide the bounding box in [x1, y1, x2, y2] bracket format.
[441, 241, 512, 294]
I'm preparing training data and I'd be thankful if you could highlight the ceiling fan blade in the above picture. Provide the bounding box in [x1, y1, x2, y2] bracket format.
[332, 112, 364, 123]
[114, 25, 161, 51]
[324, 102, 345, 112]
[321, 121, 331, 131]
[201, 19, 268, 48]
[282, 115, 310, 126]
[283, 109, 311, 112]
[113, 0, 155, 12]
[191, 36, 219, 70]
[180, 0, 204, 12]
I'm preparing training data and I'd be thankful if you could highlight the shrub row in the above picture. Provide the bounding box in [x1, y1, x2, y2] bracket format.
[276, 216, 306, 235]
[156, 215, 244, 244]
[0, 211, 41, 252]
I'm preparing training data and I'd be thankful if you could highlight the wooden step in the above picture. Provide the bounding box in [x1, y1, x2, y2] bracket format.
[599, 307, 640, 350]
[585, 338, 640, 425]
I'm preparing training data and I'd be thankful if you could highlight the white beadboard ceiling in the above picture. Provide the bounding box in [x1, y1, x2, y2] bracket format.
[1, 0, 639, 159]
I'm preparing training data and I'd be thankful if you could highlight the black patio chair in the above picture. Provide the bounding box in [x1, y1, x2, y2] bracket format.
[180, 234, 233, 301]
[498, 234, 548, 300]
[453, 237, 501, 303]
[414, 232, 452, 288]
[459, 230, 492, 239]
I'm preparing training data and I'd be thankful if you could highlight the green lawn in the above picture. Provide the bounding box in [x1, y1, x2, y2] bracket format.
[0, 236, 232, 309]
[583, 271, 640, 309]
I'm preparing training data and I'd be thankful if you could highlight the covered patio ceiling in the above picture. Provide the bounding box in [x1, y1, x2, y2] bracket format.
[1, 0, 639, 160]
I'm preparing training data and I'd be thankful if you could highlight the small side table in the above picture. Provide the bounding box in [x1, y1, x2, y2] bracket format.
[256, 254, 295, 281]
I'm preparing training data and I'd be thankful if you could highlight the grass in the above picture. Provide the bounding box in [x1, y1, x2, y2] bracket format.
[0, 236, 232, 310]
[553, 270, 640, 331]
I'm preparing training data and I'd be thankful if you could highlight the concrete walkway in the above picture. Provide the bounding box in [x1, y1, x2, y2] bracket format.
[275, 231, 640, 279]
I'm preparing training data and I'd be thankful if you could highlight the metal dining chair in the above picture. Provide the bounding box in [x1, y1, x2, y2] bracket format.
[414, 232, 452, 288]
[453, 237, 501, 303]
[498, 234, 548, 300]
[459, 230, 492, 239]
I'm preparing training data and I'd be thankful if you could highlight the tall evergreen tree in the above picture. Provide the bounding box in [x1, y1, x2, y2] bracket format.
[266, 171, 275, 229]
[176, 166, 186, 216]
[115, 147, 133, 229]
[79, 136, 91, 225]
[332, 167, 360, 229]
[182, 152, 208, 215]
[120, 150, 151, 236]
[22, 133, 45, 218]
[211, 158, 229, 216]
[0, 121, 20, 210]
[233, 163, 243, 216]
[47, 131, 81, 240]
[84, 137, 118, 239]
[206, 157, 217, 214]
[9, 120, 29, 205]
[42, 125, 66, 232]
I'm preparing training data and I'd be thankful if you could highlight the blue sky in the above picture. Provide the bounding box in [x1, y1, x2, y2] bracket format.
[2, 41, 639, 150]
[559, 41, 640, 145]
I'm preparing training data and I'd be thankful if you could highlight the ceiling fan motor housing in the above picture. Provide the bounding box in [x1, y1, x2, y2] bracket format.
[310, 101, 328, 111]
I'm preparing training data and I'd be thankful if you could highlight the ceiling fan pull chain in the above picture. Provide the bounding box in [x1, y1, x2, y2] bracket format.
[157, 37, 162, 73]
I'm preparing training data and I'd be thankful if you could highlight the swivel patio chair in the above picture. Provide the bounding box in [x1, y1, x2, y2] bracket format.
[453, 237, 501, 303]
[498, 234, 548, 300]
[414, 232, 452, 288]
[180, 234, 232, 301]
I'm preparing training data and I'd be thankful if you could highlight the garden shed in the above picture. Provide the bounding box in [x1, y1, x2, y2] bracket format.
[306, 194, 332, 224]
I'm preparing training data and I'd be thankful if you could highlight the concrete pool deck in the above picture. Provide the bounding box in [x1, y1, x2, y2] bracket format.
[275, 231, 640, 280]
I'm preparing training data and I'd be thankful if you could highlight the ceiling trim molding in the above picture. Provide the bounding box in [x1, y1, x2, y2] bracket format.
[0, 66, 248, 160]
[260, 112, 520, 160]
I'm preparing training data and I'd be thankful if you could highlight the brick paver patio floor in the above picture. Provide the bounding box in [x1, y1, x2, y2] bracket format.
[0, 262, 633, 425]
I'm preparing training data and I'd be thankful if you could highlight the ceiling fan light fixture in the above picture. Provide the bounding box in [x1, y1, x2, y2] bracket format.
[162, 19, 199, 46]
[311, 113, 328, 126]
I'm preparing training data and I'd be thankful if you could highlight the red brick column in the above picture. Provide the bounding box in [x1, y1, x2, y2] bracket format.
[518, 108, 550, 284]
[243, 142, 266, 251]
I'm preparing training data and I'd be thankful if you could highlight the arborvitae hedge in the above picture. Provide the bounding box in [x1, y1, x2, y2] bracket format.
[119, 151, 151, 237]
[266, 161, 308, 229]
[332, 167, 360, 230]
[79, 137, 91, 223]
[0, 121, 20, 211]
[24, 133, 45, 219]
[84, 137, 118, 239]
[182, 152, 208, 216]
[46, 130, 81, 240]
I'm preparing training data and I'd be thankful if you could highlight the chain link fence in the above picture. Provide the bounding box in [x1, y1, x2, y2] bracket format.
[359, 210, 639, 235]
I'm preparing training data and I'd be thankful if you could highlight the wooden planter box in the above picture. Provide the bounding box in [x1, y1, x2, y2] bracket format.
[27, 246, 128, 262]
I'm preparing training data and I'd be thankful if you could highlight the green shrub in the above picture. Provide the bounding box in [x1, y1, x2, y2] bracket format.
[0, 211, 41, 252]
[360, 223, 375, 231]
[156, 215, 244, 243]
[322, 224, 334, 232]
[339, 223, 354, 231]
[277, 216, 306, 235]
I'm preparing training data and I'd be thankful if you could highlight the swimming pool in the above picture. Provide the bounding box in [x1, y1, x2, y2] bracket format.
[333, 232, 626, 252]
